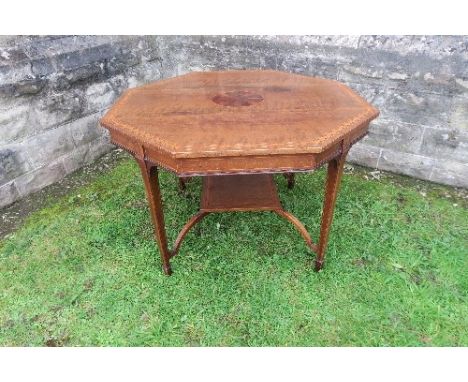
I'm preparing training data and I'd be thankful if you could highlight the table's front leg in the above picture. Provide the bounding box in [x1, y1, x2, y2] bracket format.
[315, 151, 348, 271]
[137, 160, 172, 275]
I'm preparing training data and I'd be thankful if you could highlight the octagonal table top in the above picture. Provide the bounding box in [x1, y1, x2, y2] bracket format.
[100, 70, 379, 175]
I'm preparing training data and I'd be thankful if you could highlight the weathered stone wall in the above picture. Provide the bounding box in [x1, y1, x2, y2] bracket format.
[1, 35, 467, 208]
[0, 36, 163, 207]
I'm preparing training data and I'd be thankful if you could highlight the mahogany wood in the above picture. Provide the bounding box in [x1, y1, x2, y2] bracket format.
[201, 174, 281, 212]
[315, 151, 348, 271]
[136, 161, 172, 275]
[100, 70, 379, 274]
[101, 70, 379, 175]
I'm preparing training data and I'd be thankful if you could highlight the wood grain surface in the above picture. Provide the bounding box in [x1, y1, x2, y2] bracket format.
[101, 70, 379, 163]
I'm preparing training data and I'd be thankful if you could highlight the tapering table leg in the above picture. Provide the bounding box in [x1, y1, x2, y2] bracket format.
[137, 160, 172, 275]
[315, 151, 348, 271]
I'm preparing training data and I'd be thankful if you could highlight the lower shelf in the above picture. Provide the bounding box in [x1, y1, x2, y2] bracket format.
[200, 174, 282, 212]
[169, 174, 317, 259]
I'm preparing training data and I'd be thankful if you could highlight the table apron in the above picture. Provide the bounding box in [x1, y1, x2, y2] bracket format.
[108, 124, 368, 177]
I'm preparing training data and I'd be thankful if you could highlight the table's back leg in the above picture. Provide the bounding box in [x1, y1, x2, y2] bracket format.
[137, 160, 172, 275]
[283, 172, 295, 189]
[178, 176, 190, 192]
[315, 151, 348, 271]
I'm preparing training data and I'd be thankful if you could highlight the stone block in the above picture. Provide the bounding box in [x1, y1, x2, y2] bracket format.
[50, 41, 135, 88]
[340, 63, 384, 81]
[14, 77, 47, 96]
[256, 50, 278, 71]
[0, 61, 46, 97]
[30, 57, 55, 77]
[339, 49, 409, 85]
[15, 161, 67, 197]
[0, 60, 20, 81]
[264, 35, 359, 50]
[102, 42, 141, 77]
[363, 119, 424, 155]
[364, 120, 395, 143]
[430, 160, 468, 188]
[358, 35, 410, 52]
[378, 149, 435, 180]
[0, 98, 31, 143]
[406, 49, 467, 76]
[450, 96, 468, 130]
[61, 143, 89, 174]
[85, 135, 114, 163]
[380, 89, 452, 127]
[29, 89, 85, 130]
[54, 64, 103, 89]
[23, 36, 84, 59]
[140, 36, 163, 63]
[107, 74, 129, 94]
[0, 46, 28, 65]
[420, 127, 468, 163]
[358, 35, 468, 58]
[0, 181, 19, 208]
[126, 61, 162, 88]
[69, 112, 105, 147]
[0, 144, 32, 185]
[393, 123, 426, 154]
[54, 45, 107, 73]
[62, 135, 113, 174]
[24, 36, 122, 60]
[347, 143, 381, 168]
[305, 58, 339, 79]
[301, 35, 361, 49]
[404, 55, 463, 97]
[454, 78, 468, 95]
[240, 45, 273, 70]
[387, 72, 409, 81]
[278, 54, 309, 75]
[343, 82, 387, 110]
[24, 126, 76, 167]
[85, 82, 116, 112]
[318, 46, 359, 67]
[0, 36, 20, 47]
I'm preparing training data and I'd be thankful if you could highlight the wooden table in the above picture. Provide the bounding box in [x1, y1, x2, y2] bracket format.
[101, 70, 379, 275]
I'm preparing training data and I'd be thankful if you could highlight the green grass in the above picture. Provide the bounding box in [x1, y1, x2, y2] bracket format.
[1, 158, 467, 346]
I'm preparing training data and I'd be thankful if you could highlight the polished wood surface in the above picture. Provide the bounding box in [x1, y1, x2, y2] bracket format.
[201, 174, 281, 212]
[100, 70, 379, 274]
[101, 70, 378, 175]
[136, 161, 172, 275]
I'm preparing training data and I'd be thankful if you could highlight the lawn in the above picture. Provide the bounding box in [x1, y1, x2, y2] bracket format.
[1, 154, 467, 346]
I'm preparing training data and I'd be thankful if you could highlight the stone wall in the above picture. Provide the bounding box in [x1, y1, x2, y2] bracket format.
[1, 35, 467, 208]
[0, 36, 163, 207]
